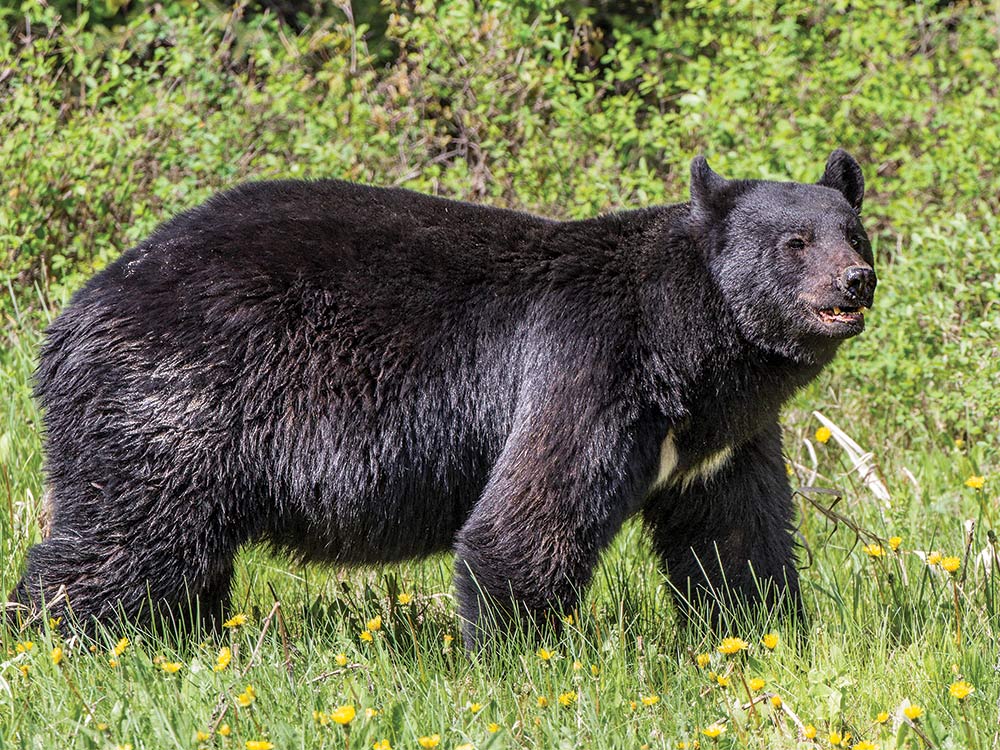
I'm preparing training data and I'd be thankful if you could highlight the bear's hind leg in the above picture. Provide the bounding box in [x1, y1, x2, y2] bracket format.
[10, 481, 242, 635]
[13, 533, 238, 634]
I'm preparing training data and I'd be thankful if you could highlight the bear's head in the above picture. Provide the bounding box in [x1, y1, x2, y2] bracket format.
[689, 149, 876, 365]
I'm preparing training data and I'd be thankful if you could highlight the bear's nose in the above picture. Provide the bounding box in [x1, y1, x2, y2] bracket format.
[839, 265, 876, 307]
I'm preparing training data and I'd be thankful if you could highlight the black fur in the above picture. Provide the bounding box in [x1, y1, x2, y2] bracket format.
[10, 152, 875, 645]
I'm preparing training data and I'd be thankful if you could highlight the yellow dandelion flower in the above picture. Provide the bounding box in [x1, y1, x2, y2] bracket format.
[214, 647, 232, 672]
[97, 723, 108, 731]
[927, 551, 942, 566]
[949, 681, 974, 700]
[223, 613, 247, 629]
[366, 707, 379, 719]
[537, 648, 553, 661]
[888, 536, 902, 551]
[366, 615, 382, 632]
[417, 735, 440, 748]
[815, 426, 832, 444]
[373, 741, 392, 750]
[829, 732, 842, 746]
[335, 652, 348, 667]
[903, 704, 923, 720]
[762, 633, 779, 650]
[803, 725, 817, 739]
[863, 543, 884, 558]
[854, 742, 877, 750]
[113, 637, 129, 657]
[331, 704, 355, 725]
[786, 463, 794, 477]
[49, 617, 62, 629]
[314, 710, 329, 725]
[161, 662, 182, 674]
[218, 725, 231, 737]
[487, 723, 500, 733]
[89, 645, 98, 653]
[237, 684, 256, 707]
[715, 675, 730, 688]
[397, 592, 413, 605]
[537, 696, 548, 708]
[965, 475, 985, 490]
[109, 658, 119, 668]
[748, 678, 765, 692]
[572, 660, 583, 671]
[196, 730, 211, 742]
[455, 745, 473, 750]
[629, 701, 638, 711]
[51, 646, 63, 666]
[15, 641, 34, 653]
[558, 691, 577, 706]
[562, 613, 574, 625]
[717, 637, 748, 655]
[590, 664, 600, 676]
[245, 741, 273, 750]
[696, 652, 711, 668]
[701, 724, 726, 738]
[18, 665, 28, 677]
[359, 630, 373, 642]
[941, 556, 960, 573]
[442, 634, 454, 645]
[641, 694, 660, 706]
[468, 702, 483, 713]
[875, 711, 889, 723]
[770, 695, 782, 708]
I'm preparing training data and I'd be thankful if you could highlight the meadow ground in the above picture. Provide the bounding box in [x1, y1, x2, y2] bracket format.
[0, 299, 996, 749]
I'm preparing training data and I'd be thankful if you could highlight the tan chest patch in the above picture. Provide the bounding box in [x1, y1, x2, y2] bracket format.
[649, 432, 734, 494]
[652, 432, 679, 490]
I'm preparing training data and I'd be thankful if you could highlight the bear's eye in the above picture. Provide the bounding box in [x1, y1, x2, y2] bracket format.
[849, 235, 862, 249]
[786, 238, 806, 251]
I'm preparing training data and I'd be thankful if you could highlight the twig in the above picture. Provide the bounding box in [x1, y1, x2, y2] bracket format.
[306, 664, 367, 685]
[796, 486, 885, 555]
[812, 410, 891, 508]
[208, 601, 280, 734]
[266, 583, 294, 686]
[904, 715, 936, 749]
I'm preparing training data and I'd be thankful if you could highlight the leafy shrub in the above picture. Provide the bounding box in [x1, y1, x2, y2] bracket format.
[0, 0, 996, 456]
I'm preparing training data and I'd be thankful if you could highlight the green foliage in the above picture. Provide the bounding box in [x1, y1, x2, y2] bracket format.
[0, 1, 997, 747]
[1, 0, 997, 450]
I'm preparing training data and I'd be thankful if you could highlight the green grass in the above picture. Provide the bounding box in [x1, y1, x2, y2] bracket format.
[1, 292, 997, 749]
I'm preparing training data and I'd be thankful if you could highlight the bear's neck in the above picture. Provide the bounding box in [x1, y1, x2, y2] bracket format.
[631, 221, 837, 450]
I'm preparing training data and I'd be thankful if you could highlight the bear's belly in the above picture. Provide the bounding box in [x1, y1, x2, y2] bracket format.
[267, 440, 498, 565]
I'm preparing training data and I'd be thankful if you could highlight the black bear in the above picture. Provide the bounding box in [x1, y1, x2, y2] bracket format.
[10, 150, 875, 644]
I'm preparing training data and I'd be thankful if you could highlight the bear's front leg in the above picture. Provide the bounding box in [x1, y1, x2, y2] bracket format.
[643, 422, 803, 630]
[454, 372, 652, 649]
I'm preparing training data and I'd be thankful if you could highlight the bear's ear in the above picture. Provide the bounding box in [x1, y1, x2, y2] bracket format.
[818, 149, 864, 213]
[689, 155, 728, 215]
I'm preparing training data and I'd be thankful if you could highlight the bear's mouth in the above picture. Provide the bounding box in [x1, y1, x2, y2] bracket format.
[811, 304, 868, 336]
[815, 305, 867, 325]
